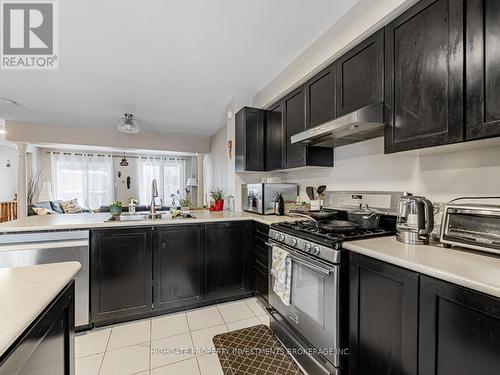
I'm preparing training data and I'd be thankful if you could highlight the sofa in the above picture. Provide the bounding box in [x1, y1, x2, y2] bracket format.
[28, 201, 91, 216]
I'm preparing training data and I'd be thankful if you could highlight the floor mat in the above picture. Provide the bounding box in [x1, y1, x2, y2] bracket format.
[213, 324, 304, 375]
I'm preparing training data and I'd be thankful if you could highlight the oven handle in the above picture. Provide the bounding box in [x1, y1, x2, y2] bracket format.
[265, 241, 335, 276]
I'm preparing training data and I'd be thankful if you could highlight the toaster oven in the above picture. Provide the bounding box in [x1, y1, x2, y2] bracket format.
[440, 204, 500, 254]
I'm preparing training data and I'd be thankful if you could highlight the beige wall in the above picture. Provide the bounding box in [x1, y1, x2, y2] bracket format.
[6, 121, 210, 154]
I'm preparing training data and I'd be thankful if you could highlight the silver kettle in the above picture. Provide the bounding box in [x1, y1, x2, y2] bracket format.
[396, 194, 434, 245]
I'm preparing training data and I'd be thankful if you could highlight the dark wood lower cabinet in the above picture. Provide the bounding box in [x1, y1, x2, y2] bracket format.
[153, 224, 205, 313]
[350, 253, 500, 375]
[349, 253, 419, 375]
[0, 282, 75, 375]
[205, 222, 252, 301]
[253, 222, 269, 303]
[91, 227, 153, 326]
[419, 276, 500, 375]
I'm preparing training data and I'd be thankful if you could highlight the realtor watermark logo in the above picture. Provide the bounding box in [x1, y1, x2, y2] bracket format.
[0, 0, 59, 69]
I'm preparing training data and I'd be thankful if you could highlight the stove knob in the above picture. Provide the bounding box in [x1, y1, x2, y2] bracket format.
[312, 246, 320, 255]
[279, 234, 285, 242]
[274, 233, 280, 240]
[304, 243, 312, 252]
[291, 238, 298, 246]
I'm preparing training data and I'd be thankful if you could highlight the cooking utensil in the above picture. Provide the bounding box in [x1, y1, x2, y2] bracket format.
[347, 204, 381, 229]
[306, 187, 315, 200]
[317, 185, 327, 200]
[291, 210, 338, 220]
[317, 220, 360, 233]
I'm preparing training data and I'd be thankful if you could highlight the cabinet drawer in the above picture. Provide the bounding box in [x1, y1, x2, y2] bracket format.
[255, 223, 269, 237]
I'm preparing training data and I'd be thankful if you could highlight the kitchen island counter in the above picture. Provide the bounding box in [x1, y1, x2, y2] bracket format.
[0, 261, 80, 358]
[0, 211, 295, 234]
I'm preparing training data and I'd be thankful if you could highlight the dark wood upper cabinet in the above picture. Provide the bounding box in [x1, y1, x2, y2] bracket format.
[305, 63, 336, 129]
[235, 107, 266, 172]
[153, 224, 205, 313]
[91, 227, 153, 325]
[349, 253, 419, 375]
[205, 222, 252, 301]
[336, 29, 384, 116]
[283, 86, 334, 169]
[266, 100, 284, 171]
[283, 87, 307, 168]
[466, 0, 500, 141]
[419, 276, 500, 375]
[384, 0, 464, 153]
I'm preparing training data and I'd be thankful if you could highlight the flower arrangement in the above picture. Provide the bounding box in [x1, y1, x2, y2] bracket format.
[209, 187, 225, 211]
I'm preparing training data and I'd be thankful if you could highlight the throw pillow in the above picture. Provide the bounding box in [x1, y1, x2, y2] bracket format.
[60, 199, 83, 214]
[33, 207, 57, 215]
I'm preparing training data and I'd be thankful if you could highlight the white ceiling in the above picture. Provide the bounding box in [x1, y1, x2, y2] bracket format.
[0, 0, 358, 136]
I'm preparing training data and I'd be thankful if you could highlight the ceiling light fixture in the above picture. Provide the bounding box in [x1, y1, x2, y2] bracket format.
[117, 113, 140, 134]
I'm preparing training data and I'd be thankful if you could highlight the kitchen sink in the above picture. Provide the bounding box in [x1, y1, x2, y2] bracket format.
[105, 212, 195, 222]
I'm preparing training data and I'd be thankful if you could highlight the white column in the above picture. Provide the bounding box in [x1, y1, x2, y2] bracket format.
[15, 142, 28, 219]
[196, 153, 205, 208]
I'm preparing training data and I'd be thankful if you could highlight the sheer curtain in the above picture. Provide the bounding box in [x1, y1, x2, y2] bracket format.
[51, 152, 114, 209]
[138, 157, 187, 206]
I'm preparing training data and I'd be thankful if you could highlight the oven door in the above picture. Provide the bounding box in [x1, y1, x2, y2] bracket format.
[267, 240, 339, 367]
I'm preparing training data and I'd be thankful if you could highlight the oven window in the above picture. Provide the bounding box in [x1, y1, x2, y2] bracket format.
[448, 213, 500, 240]
[291, 262, 325, 326]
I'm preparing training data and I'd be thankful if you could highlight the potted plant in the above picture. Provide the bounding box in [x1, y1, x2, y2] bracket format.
[109, 201, 123, 216]
[179, 198, 192, 212]
[209, 187, 225, 211]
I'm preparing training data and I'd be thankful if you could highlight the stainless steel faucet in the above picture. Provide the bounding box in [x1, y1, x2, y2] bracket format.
[149, 179, 160, 219]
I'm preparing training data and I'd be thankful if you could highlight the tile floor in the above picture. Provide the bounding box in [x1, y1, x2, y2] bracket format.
[76, 297, 270, 375]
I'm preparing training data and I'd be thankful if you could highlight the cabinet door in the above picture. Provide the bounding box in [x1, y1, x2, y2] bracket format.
[349, 253, 419, 375]
[336, 29, 384, 116]
[205, 222, 251, 300]
[419, 276, 500, 375]
[235, 107, 265, 172]
[153, 225, 204, 313]
[266, 101, 284, 171]
[305, 64, 336, 129]
[466, 0, 500, 140]
[283, 87, 307, 169]
[91, 227, 152, 325]
[384, 0, 464, 153]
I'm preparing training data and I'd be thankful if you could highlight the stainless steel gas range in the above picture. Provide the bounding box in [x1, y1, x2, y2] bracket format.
[266, 191, 403, 375]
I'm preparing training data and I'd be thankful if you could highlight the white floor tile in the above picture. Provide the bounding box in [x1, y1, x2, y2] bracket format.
[245, 298, 267, 316]
[191, 324, 228, 356]
[152, 312, 189, 340]
[197, 353, 224, 375]
[107, 319, 151, 351]
[186, 306, 225, 331]
[257, 313, 270, 326]
[226, 317, 261, 331]
[75, 352, 103, 375]
[75, 328, 111, 358]
[151, 332, 195, 369]
[151, 358, 200, 375]
[100, 342, 150, 375]
[217, 301, 255, 323]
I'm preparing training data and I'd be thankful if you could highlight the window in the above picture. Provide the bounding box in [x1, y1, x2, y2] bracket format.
[138, 157, 187, 206]
[51, 152, 114, 209]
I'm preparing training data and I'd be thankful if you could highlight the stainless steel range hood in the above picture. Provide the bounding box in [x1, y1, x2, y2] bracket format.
[291, 103, 385, 147]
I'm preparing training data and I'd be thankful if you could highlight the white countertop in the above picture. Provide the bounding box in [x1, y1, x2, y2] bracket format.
[0, 262, 81, 357]
[344, 237, 500, 299]
[0, 211, 295, 233]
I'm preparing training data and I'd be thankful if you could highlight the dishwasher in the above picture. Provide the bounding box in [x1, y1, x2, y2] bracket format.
[0, 230, 90, 329]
